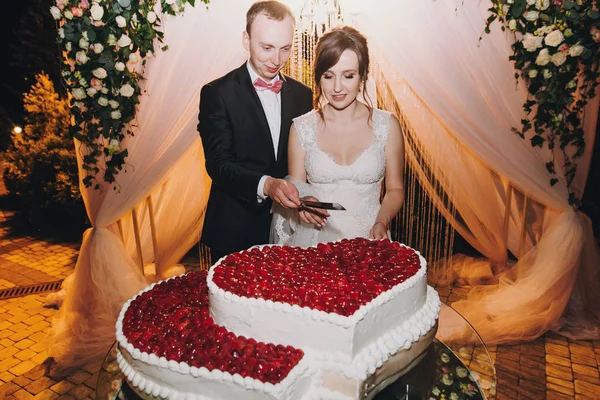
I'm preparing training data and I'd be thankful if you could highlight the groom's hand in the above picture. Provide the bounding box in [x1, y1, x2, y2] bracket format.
[264, 177, 301, 209]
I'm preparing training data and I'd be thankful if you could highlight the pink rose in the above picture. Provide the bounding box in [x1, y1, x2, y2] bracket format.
[591, 26, 600, 43]
[559, 43, 569, 53]
[71, 7, 83, 17]
[79, 0, 90, 10]
[91, 78, 103, 91]
[56, 0, 68, 10]
[92, 20, 105, 27]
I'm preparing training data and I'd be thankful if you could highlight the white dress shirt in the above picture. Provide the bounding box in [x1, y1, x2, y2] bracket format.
[246, 61, 281, 201]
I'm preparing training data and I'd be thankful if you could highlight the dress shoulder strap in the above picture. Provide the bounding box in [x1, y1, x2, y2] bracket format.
[292, 110, 318, 152]
[372, 108, 392, 146]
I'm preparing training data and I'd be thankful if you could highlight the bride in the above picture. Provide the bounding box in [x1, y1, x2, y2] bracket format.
[271, 26, 405, 246]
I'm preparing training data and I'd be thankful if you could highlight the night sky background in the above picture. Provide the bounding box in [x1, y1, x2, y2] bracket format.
[0, 1, 598, 236]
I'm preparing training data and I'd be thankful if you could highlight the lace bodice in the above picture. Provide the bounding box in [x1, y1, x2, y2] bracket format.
[276, 108, 391, 245]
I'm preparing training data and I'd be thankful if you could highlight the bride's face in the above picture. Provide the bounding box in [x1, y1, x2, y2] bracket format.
[320, 49, 361, 110]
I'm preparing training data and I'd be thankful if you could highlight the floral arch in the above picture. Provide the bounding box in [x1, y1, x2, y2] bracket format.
[47, 0, 600, 373]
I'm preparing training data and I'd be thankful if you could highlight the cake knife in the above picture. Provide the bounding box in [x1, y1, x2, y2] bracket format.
[300, 200, 346, 211]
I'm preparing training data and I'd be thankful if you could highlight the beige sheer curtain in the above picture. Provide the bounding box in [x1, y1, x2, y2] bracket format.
[48, 0, 252, 371]
[361, 0, 600, 343]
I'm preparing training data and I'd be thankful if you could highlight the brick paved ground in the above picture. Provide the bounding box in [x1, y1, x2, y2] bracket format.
[0, 203, 598, 398]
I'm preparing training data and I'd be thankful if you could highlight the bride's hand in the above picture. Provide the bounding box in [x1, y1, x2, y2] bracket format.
[298, 196, 329, 228]
[370, 221, 389, 240]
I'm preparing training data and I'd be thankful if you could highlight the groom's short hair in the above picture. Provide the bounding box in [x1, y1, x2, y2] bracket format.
[246, 1, 295, 36]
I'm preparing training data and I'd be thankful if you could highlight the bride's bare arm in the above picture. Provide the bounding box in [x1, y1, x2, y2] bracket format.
[371, 115, 405, 239]
[288, 124, 307, 182]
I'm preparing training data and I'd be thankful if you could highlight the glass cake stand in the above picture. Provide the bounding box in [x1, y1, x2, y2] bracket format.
[96, 303, 496, 400]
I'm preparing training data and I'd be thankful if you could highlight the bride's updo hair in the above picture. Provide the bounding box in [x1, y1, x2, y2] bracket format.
[313, 26, 372, 122]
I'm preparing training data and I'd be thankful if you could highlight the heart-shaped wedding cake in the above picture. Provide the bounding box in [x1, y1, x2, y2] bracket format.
[116, 238, 440, 399]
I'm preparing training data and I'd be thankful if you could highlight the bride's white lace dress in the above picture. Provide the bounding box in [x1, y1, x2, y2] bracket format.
[271, 108, 391, 246]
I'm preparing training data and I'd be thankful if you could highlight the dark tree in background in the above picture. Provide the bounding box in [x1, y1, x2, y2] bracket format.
[1, 0, 61, 150]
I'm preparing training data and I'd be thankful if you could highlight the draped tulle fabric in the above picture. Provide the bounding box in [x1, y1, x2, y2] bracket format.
[48, 0, 252, 373]
[359, 0, 600, 343]
[50, 0, 599, 372]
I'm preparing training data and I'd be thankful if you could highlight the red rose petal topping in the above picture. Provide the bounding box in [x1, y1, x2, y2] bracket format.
[213, 238, 421, 316]
[122, 271, 303, 384]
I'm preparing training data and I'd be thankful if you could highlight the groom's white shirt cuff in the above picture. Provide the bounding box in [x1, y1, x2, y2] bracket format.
[257, 175, 269, 202]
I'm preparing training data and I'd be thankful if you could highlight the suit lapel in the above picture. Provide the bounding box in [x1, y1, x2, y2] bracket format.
[234, 64, 276, 162]
[277, 75, 293, 167]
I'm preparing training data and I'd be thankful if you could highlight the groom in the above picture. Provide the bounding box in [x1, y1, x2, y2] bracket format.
[198, 1, 313, 261]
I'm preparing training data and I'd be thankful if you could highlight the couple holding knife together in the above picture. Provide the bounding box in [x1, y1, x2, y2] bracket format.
[198, 1, 405, 261]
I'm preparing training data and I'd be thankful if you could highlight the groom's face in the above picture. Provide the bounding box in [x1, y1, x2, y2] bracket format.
[243, 13, 294, 81]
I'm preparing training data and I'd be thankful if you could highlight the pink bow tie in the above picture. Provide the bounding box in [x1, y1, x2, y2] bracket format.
[253, 78, 283, 93]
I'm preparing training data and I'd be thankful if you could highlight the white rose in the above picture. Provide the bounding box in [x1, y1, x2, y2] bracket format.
[90, 3, 104, 20]
[115, 62, 126, 72]
[128, 52, 140, 64]
[107, 34, 117, 46]
[92, 67, 107, 79]
[82, 31, 89, 40]
[569, 44, 584, 57]
[116, 15, 127, 28]
[93, 43, 104, 54]
[529, 69, 538, 78]
[166, 0, 175, 4]
[551, 51, 567, 66]
[64, 9, 73, 20]
[535, 48, 551, 66]
[450, 393, 459, 400]
[527, 0, 535, 4]
[79, 37, 89, 49]
[117, 34, 131, 47]
[147, 11, 156, 23]
[109, 100, 120, 109]
[508, 19, 517, 31]
[564, 28, 573, 37]
[535, 0, 550, 10]
[79, 78, 87, 87]
[543, 69, 553, 79]
[72, 87, 86, 100]
[566, 80, 577, 89]
[107, 139, 120, 154]
[86, 87, 97, 97]
[456, 367, 469, 378]
[58, 28, 65, 39]
[101, 87, 109, 94]
[507, 0, 514, 3]
[545, 30, 564, 47]
[65, 41, 72, 51]
[119, 84, 135, 97]
[75, 51, 88, 64]
[50, 6, 62, 20]
[111, 110, 122, 120]
[522, 33, 544, 52]
[524, 11, 540, 21]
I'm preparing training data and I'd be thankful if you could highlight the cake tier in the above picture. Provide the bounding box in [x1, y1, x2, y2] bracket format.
[116, 272, 313, 400]
[208, 239, 437, 380]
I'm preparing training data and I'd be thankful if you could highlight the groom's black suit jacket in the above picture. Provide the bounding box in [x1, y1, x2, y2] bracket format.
[198, 63, 312, 257]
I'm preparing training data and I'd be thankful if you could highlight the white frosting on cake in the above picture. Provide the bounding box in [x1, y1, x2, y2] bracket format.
[116, 242, 441, 400]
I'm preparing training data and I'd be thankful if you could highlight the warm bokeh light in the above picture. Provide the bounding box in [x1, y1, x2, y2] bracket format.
[12, 126, 22, 134]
